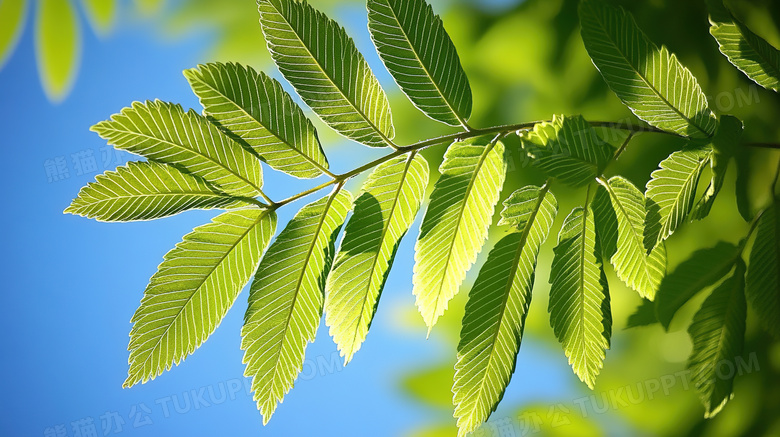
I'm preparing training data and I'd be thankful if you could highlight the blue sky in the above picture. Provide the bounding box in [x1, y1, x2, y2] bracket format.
[0, 2, 577, 436]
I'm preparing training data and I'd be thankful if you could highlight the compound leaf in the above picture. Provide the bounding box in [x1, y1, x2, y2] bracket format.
[453, 186, 557, 436]
[185, 62, 329, 179]
[688, 259, 747, 418]
[124, 208, 277, 387]
[413, 136, 506, 331]
[579, 0, 717, 138]
[65, 161, 249, 222]
[258, 0, 394, 147]
[367, 0, 472, 126]
[549, 207, 611, 388]
[242, 188, 352, 424]
[92, 100, 264, 198]
[326, 153, 429, 363]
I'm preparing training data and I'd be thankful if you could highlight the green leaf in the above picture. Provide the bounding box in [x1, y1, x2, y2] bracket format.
[258, 0, 394, 147]
[133, 0, 163, 15]
[646, 146, 711, 245]
[325, 153, 429, 363]
[184, 62, 330, 179]
[746, 203, 780, 338]
[579, 0, 717, 138]
[626, 298, 658, 328]
[600, 176, 667, 299]
[688, 258, 747, 418]
[35, 0, 81, 102]
[124, 208, 277, 387]
[549, 206, 611, 388]
[413, 136, 506, 331]
[693, 115, 744, 220]
[592, 184, 618, 260]
[453, 186, 557, 436]
[65, 161, 249, 222]
[518, 115, 613, 188]
[242, 188, 352, 424]
[367, 0, 472, 127]
[92, 100, 264, 198]
[708, 0, 780, 92]
[655, 242, 740, 330]
[81, 0, 116, 36]
[0, 0, 27, 70]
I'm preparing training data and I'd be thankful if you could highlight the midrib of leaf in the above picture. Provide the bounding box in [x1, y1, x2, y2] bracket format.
[431, 140, 498, 325]
[589, 12, 712, 138]
[268, 187, 342, 385]
[266, 2, 394, 147]
[383, 4, 467, 129]
[136, 209, 269, 370]
[191, 77, 330, 175]
[600, 178, 653, 281]
[576, 205, 590, 359]
[474, 185, 548, 400]
[733, 20, 780, 79]
[348, 154, 416, 352]
[99, 125, 265, 195]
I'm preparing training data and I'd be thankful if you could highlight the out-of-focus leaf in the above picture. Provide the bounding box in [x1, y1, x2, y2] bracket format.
[693, 115, 744, 220]
[134, 0, 164, 15]
[35, 0, 81, 102]
[626, 298, 658, 328]
[81, 0, 116, 36]
[688, 259, 747, 418]
[655, 242, 740, 330]
[0, 0, 27, 70]
[746, 202, 780, 338]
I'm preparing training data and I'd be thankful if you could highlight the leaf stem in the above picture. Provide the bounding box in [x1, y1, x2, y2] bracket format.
[270, 119, 694, 209]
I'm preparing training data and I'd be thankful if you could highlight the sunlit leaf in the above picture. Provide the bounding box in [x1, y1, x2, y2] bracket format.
[367, 0, 472, 127]
[592, 184, 618, 260]
[326, 153, 428, 363]
[579, 0, 717, 138]
[35, 0, 81, 102]
[92, 100, 264, 198]
[746, 202, 780, 338]
[708, 0, 780, 92]
[258, 0, 394, 147]
[600, 176, 666, 299]
[124, 208, 277, 387]
[655, 241, 740, 330]
[413, 136, 506, 331]
[518, 115, 613, 188]
[0, 0, 27, 70]
[688, 259, 747, 418]
[646, 146, 711, 245]
[185, 62, 329, 179]
[64, 161, 249, 222]
[453, 186, 557, 436]
[242, 189, 352, 424]
[549, 207, 611, 388]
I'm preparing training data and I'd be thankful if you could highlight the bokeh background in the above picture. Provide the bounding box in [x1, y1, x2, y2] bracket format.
[1, 0, 780, 436]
